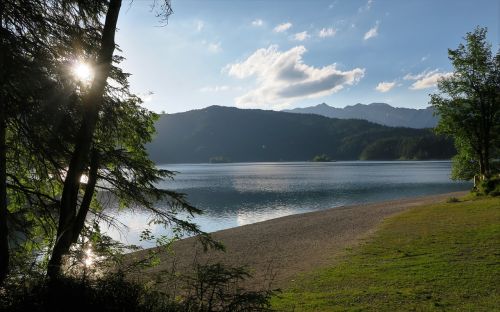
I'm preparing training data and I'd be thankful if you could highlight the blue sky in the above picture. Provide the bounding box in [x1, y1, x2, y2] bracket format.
[116, 0, 499, 113]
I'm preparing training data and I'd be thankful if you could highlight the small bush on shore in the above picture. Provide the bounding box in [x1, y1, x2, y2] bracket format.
[446, 197, 460, 203]
[474, 177, 500, 196]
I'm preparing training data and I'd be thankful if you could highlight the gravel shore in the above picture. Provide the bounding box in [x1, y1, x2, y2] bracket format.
[129, 191, 468, 289]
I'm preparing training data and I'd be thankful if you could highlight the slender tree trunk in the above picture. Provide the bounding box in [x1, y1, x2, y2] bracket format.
[0, 3, 9, 285]
[483, 124, 490, 178]
[478, 154, 485, 178]
[0, 101, 8, 286]
[47, 0, 122, 279]
[71, 150, 99, 244]
[478, 96, 491, 179]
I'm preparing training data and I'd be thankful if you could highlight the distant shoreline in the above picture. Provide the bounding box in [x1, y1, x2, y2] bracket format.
[155, 159, 454, 166]
[130, 191, 468, 290]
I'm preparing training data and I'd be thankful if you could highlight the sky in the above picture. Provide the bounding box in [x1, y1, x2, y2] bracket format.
[116, 0, 499, 113]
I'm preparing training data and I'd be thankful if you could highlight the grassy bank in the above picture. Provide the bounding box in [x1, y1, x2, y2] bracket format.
[272, 196, 500, 311]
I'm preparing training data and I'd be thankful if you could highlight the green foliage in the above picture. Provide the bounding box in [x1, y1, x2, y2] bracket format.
[312, 154, 331, 162]
[273, 196, 500, 311]
[447, 137, 479, 180]
[359, 134, 454, 160]
[431, 26, 500, 180]
[474, 176, 500, 196]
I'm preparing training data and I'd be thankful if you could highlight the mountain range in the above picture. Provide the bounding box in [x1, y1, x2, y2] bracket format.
[283, 103, 438, 128]
[147, 106, 454, 164]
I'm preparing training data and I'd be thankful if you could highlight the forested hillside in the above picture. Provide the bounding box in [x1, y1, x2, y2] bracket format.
[148, 106, 454, 164]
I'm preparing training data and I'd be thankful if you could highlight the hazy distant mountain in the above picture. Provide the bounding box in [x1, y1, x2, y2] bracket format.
[283, 103, 438, 128]
[148, 106, 454, 164]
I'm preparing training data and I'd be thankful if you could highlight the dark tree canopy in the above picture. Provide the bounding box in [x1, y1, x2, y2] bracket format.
[0, 0, 216, 286]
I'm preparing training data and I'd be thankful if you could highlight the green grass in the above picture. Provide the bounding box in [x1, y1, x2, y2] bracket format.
[272, 196, 500, 311]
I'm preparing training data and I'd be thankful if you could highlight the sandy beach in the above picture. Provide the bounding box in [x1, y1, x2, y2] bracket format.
[129, 191, 468, 289]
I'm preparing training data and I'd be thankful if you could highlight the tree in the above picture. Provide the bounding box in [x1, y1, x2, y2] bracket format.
[1, 0, 219, 285]
[45, 0, 123, 279]
[431, 27, 500, 181]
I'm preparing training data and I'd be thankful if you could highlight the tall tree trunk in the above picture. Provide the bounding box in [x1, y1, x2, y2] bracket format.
[483, 124, 490, 178]
[47, 0, 122, 279]
[0, 101, 8, 286]
[478, 153, 485, 178]
[0, 2, 9, 285]
[71, 150, 99, 245]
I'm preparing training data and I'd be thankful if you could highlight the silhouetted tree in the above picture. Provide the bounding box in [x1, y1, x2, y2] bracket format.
[1, 0, 218, 285]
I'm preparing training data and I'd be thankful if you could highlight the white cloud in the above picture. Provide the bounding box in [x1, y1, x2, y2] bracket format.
[375, 81, 396, 93]
[225, 45, 365, 109]
[421, 55, 429, 62]
[200, 85, 230, 92]
[318, 27, 337, 38]
[364, 22, 379, 40]
[208, 42, 222, 53]
[404, 69, 453, 90]
[251, 19, 264, 27]
[359, 0, 373, 12]
[274, 22, 292, 33]
[292, 31, 310, 41]
[195, 20, 204, 32]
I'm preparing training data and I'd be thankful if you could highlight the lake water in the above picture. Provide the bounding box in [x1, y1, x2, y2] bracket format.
[105, 161, 470, 247]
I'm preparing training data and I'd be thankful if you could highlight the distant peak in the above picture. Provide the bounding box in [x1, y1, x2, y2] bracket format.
[203, 105, 234, 111]
[315, 103, 330, 107]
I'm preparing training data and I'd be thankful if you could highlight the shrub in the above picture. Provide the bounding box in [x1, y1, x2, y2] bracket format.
[0, 272, 176, 312]
[474, 177, 500, 196]
[0, 264, 276, 312]
[446, 197, 460, 203]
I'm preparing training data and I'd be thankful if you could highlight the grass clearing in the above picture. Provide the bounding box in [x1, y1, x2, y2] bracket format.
[272, 196, 500, 311]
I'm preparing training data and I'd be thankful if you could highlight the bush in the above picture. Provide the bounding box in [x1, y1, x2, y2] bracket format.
[312, 154, 331, 162]
[474, 177, 500, 196]
[0, 272, 176, 312]
[183, 263, 275, 311]
[0, 264, 276, 312]
[446, 197, 460, 203]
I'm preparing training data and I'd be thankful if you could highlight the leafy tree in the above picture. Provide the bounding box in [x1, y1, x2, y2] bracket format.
[1, 0, 219, 286]
[431, 27, 500, 181]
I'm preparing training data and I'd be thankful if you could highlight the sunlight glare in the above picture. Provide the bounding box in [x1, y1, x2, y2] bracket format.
[83, 244, 96, 268]
[84, 256, 94, 267]
[73, 62, 93, 82]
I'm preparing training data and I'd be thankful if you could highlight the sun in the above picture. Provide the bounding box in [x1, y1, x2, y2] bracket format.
[72, 62, 93, 82]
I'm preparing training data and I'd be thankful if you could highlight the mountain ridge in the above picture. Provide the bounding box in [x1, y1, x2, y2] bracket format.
[283, 102, 438, 128]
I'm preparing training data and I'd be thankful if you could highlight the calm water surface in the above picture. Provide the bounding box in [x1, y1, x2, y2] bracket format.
[105, 161, 470, 247]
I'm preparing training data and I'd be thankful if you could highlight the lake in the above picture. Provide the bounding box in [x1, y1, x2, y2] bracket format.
[105, 161, 470, 247]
